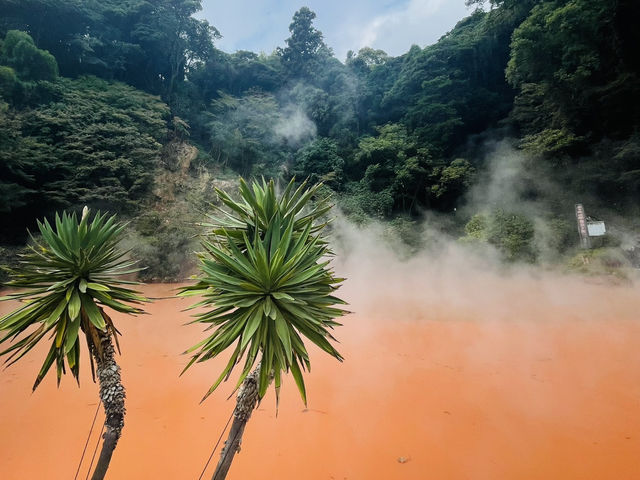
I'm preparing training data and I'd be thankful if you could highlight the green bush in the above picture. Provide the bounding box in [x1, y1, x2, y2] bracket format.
[338, 182, 394, 222]
[566, 247, 633, 282]
[461, 210, 537, 262]
[462, 213, 488, 241]
[0, 66, 18, 99]
[384, 216, 424, 253]
[292, 137, 345, 189]
[2, 30, 58, 82]
[520, 128, 585, 157]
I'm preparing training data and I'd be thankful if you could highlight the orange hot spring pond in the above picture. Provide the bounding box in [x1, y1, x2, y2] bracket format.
[1, 274, 640, 480]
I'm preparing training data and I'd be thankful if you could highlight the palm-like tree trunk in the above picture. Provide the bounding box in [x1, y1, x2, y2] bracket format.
[212, 367, 261, 480]
[91, 331, 126, 480]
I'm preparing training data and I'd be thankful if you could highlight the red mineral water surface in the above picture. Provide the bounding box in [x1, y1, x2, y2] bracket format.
[1, 265, 640, 479]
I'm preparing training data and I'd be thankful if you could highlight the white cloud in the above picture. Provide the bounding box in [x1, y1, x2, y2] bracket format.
[352, 0, 470, 57]
[274, 107, 317, 146]
[198, 0, 472, 61]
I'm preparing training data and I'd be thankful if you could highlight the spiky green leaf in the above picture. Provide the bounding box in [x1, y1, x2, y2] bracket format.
[0, 208, 149, 389]
[181, 178, 347, 405]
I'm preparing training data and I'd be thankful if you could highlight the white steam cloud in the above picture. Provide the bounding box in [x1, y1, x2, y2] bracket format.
[274, 106, 317, 147]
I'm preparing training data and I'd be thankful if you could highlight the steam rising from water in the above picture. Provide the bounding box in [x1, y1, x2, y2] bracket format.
[461, 140, 640, 263]
[329, 213, 638, 324]
[274, 106, 317, 146]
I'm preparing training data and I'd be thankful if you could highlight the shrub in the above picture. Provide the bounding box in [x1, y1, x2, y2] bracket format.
[461, 210, 537, 262]
[2, 30, 58, 82]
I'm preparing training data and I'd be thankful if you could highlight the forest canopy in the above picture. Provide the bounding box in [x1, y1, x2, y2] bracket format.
[1, 0, 639, 268]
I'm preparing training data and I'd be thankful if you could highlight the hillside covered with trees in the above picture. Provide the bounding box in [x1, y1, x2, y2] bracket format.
[1, 0, 639, 277]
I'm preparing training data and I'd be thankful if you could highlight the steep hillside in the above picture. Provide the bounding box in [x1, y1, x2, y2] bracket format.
[1, 0, 640, 275]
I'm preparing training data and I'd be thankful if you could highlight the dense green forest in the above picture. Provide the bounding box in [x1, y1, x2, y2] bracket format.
[1, 0, 639, 278]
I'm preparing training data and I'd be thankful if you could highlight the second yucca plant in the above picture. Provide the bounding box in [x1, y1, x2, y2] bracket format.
[181, 178, 347, 480]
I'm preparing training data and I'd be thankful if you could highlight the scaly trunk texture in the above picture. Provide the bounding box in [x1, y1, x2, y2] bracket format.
[212, 367, 261, 480]
[91, 331, 125, 480]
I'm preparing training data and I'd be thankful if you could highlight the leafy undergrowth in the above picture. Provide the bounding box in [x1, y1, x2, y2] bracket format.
[565, 248, 637, 285]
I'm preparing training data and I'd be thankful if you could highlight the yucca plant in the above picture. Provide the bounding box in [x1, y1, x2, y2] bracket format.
[180, 178, 347, 480]
[0, 207, 148, 480]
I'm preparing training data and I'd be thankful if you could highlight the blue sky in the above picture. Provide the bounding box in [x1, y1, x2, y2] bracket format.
[198, 0, 473, 61]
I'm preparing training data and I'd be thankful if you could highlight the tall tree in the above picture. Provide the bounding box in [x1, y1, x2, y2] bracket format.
[130, 0, 219, 101]
[277, 7, 332, 78]
[1, 29, 58, 81]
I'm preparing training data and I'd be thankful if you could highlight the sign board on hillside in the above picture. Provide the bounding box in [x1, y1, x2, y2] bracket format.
[587, 221, 606, 237]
